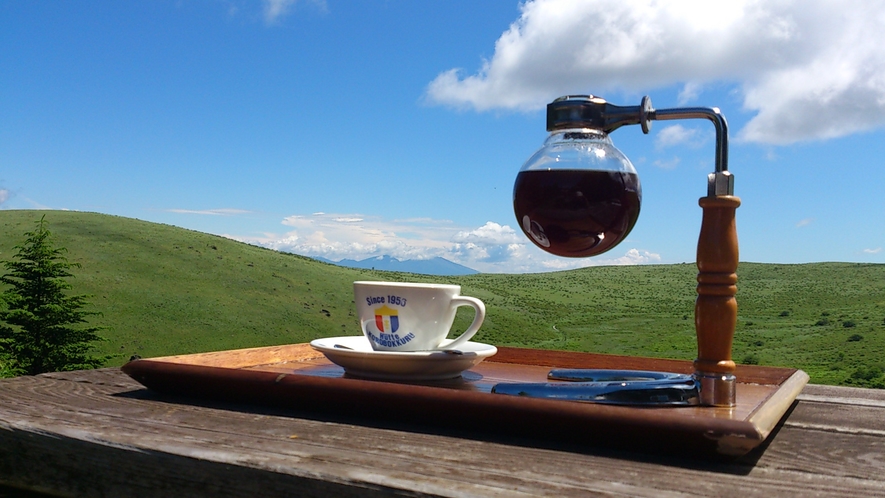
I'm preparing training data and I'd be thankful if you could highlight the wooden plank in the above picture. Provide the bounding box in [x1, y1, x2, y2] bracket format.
[793, 384, 885, 435]
[746, 383, 885, 494]
[0, 369, 883, 497]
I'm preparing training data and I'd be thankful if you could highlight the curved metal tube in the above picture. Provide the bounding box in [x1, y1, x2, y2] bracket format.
[651, 107, 728, 173]
[546, 95, 728, 175]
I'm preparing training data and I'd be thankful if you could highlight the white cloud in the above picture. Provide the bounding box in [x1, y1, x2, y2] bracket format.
[425, 0, 885, 145]
[610, 248, 662, 265]
[652, 156, 681, 170]
[654, 125, 702, 149]
[167, 208, 252, 216]
[796, 218, 814, 227]
[863, 247, 882, 254]
[452, 222, 522, 245]
[447, 222, 525, 265]
[263, 0, 296, 23]
[529, 247, 662, 272]
[677, 82, 703, 105]
[262, 0, 327, 24]
[230, 213, 662, 273]
[269, 213, 457, 261]
[0, 189, 9, 205]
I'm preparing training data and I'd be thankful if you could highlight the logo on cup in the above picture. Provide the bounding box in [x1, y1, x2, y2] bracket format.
[373, 305, 399, 334]
[354, 281, 485, 352]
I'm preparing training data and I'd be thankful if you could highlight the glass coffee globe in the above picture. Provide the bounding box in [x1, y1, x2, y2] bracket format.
[513, 96, 642, 257]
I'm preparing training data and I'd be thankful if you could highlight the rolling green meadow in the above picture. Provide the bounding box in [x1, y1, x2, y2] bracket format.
[1, 210, 883, 387]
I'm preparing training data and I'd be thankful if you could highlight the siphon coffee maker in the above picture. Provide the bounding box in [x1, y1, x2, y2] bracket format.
[492, 95, 740, 407]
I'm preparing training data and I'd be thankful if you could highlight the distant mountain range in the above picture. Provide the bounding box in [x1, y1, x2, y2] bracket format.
[316, 255, 479, 276]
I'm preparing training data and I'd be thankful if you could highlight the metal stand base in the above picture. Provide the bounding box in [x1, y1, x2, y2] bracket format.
[696, 371, 736, 407]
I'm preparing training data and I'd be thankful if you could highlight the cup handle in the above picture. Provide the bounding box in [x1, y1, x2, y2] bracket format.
[443, 296, 486, 350]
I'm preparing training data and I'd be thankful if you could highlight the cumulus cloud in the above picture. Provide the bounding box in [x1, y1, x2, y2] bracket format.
[609, 248, 662, 265]
[266, 213, 458, 262]
[452, 222, 522, 245]
[449, 222, 524, 264]
[425, 0, 885, 145]
[0, 189, 9, 205]
[231, 213, 661, 273]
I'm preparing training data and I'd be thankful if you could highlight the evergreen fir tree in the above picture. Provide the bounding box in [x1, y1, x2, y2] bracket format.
[0, 216, 107, 376]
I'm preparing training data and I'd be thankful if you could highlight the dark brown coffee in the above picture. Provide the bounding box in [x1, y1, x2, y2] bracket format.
[513, 169, 641, 257]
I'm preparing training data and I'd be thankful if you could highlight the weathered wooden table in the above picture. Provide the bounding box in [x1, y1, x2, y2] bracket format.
[1, 355, 883, 497]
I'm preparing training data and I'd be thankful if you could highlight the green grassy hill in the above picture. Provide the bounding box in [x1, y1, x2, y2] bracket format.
[1, 210, 883, 387]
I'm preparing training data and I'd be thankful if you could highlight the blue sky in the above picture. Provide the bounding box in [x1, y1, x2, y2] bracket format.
[2, 0, 884, 273]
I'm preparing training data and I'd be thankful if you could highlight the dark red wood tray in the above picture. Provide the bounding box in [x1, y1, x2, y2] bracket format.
[122, 342, 808, 458]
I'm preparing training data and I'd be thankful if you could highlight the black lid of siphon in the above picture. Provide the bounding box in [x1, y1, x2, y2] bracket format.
[546, 95, 652, 134]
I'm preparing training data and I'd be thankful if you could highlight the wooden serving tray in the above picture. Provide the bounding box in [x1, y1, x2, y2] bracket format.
[121, 342, 808, 458]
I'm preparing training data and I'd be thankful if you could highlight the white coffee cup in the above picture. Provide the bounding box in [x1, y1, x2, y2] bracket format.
[353, 281, 486, 352]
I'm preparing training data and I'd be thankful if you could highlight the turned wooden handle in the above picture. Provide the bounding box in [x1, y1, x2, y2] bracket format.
[695, 196, 741, 377]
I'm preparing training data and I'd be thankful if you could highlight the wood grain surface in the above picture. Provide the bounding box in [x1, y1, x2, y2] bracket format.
[1, 366, 883, 497]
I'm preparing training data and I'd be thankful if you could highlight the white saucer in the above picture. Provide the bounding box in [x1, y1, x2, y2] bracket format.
[309, 336, 498, 381]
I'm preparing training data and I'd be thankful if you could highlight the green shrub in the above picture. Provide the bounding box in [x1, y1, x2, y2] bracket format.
[742, 354, 760, 365]
[850, 366, 883, 381]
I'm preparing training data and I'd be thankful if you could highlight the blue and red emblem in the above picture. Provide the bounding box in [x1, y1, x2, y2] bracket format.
[373, 305, 399, 333]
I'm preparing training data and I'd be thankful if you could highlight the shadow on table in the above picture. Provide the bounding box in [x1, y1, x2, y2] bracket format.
[116, 386, 798, 476]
